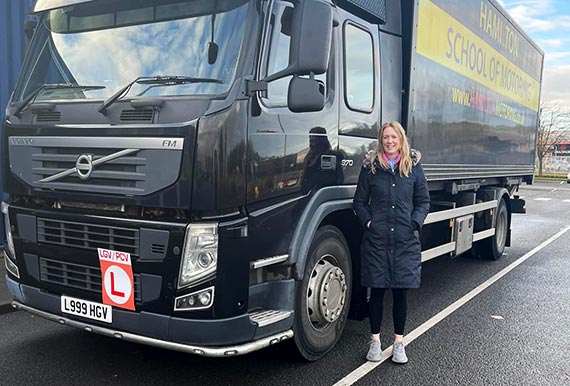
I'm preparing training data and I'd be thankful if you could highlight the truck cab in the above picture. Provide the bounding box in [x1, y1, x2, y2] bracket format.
[4, 0, 373, 359]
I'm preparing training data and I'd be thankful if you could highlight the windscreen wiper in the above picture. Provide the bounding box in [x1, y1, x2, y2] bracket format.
[136, 76, 224, 96]
[13, 83, 106, 118]
[98, 75, 223, 115]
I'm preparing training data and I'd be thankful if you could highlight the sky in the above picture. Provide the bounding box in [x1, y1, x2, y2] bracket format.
[497, 0, 570, 110]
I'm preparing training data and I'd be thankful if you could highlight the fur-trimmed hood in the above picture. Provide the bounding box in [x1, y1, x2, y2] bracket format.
[363, 149, 422, 170]
[411, 149, 422, 165]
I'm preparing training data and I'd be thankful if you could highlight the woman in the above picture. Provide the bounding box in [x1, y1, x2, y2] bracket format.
[353, 121, 430, 363]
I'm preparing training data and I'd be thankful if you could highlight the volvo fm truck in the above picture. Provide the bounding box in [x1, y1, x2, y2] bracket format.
[3, 0, 543, 360]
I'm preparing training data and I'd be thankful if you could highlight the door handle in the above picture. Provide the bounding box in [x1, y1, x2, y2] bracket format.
[320, 155, 336, 171]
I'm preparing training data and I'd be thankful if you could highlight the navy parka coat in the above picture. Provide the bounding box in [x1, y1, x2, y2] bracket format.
[353, 150, 430, 288]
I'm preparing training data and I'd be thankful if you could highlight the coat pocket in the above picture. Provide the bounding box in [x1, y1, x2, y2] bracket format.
[413, 229, 420, 241]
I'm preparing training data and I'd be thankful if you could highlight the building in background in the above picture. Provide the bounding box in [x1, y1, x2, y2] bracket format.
[1, 0, 36, 249]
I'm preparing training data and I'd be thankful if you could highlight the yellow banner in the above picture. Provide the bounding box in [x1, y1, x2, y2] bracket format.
[416, 0, 540, 111]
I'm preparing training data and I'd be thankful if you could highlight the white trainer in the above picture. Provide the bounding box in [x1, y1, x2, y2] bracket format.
[391, 341, 408, 364]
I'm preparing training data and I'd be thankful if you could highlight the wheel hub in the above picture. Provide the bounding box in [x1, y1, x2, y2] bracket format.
[306, 256, 348, 328]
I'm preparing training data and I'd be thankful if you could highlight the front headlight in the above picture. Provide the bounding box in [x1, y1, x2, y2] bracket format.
[4, 255, 19, 278]
[1, 202, 16, 260]
[178, 223, 218, 289]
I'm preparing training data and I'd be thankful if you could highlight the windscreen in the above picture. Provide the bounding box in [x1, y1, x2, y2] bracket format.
[14, 0, 249, 102]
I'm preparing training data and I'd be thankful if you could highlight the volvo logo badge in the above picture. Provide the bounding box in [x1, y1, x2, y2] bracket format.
[75, 154, 94, 180]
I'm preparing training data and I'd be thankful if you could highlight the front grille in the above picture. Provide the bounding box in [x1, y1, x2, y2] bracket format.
[40, 258, 101, 292]
[40, 257, 141, 301]
[32, 147, 144, 190]
[9, 136, 184, 196]
[37, 218, 139, 257]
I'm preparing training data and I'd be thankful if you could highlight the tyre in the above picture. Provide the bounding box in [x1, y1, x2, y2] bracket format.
[293, 225, 352, 361]
[474, 197, 509, 260]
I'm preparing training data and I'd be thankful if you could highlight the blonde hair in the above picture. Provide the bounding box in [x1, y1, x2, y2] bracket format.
[369, 121, 412, 177]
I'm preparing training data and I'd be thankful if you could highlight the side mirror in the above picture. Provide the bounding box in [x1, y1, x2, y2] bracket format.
[264, 0, 333, 82]
[207, 42, 219, 65]
[288, 76, 325, 113]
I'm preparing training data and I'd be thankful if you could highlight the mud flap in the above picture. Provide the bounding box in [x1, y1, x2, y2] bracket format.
[511, 195, 526, 214]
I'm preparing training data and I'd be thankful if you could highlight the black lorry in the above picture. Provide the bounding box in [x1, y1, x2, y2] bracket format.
[3, 0, 543, 360]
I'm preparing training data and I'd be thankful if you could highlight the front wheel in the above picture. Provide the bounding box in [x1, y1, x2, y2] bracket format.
[293, 225, 352, 361]
[474, 197, 509, 260]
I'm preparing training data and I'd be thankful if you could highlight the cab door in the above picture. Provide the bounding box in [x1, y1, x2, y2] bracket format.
[337, 8, 382, 185]
[246, 0, 339, 259]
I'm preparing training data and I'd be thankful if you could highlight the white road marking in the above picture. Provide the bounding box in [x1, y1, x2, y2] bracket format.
[333, 225, 570, 386]
[563, 200, 570, 203]
[533, 198, 552, 201]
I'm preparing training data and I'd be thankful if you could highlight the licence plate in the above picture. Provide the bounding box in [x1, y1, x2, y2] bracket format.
[61, 296, 112, 323]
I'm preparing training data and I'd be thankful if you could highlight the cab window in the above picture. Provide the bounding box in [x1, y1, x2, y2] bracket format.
[262, 0, 328, 107]
[344, 22, 374, 112]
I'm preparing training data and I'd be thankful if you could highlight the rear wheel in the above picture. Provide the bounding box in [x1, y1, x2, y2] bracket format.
[474, 197, 508, 260]
[293, 225, 352, 361]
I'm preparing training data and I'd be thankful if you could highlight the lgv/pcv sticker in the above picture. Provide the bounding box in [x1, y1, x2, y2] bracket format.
[98, 248, 135, 311]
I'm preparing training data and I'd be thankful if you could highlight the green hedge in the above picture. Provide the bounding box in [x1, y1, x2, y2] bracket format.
[534, 173, 567, 180]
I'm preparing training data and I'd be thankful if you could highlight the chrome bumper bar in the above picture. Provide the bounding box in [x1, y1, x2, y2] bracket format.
[12, 301, 294, 357]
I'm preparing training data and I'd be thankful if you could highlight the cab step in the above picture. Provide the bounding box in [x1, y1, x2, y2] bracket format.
[250, 310, 292, 327]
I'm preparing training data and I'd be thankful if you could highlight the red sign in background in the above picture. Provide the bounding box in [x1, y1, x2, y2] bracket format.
[554, 144, 570, 156]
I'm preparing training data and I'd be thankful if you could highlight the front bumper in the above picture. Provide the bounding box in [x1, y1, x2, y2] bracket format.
[12, 301, 293, 357]
[7, 276, 294, 356]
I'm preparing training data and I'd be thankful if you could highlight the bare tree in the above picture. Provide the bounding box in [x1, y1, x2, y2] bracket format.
[536, 100, 569, 176]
